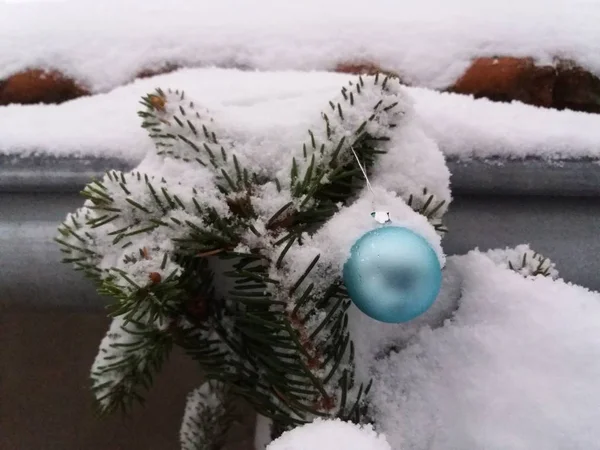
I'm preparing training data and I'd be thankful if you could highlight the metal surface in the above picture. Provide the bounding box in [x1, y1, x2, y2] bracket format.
[1, 155, 599, 310]
[2, 192, 599, 311]
[2, 155, 600, 196]
[0, 155, 133, 193]
[447, 157, 600, 196]
[0, 193, 104, 311]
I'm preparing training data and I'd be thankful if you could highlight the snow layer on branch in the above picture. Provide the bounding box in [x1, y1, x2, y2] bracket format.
[374, 117, 451, 211]
[485, 244, 559, 279]
[371, 249, 600, 450]
[266, 418, 391, 450]
[67, 163, 228, 289]
[1, 0, 599, 92]
[1, 68, 599, 162]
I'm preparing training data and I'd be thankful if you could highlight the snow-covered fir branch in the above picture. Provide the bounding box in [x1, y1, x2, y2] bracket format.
[180, 381, 236, 450]
[57, 73, 452, 441]
[486, 244, 559, 279]
[91, 315, 172, 414]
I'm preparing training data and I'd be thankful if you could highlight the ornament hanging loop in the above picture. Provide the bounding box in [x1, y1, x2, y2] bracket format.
[350, 146, 390, 224]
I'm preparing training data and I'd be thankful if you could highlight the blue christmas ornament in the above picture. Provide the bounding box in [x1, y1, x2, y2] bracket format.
[343, 225, 442, 323]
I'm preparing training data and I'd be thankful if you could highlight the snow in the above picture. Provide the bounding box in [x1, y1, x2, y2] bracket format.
[1, 0, 599, 93]
[0, 69, 349, 162]
[2, 68, 599, 162]
[412, 87, 600, 160]
[366, 249, 600, 450]
[266, 418, 391, 450]
[348, 255, 463, 383]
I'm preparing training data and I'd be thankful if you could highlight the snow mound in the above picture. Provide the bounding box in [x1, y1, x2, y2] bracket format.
[372, 249, 600, 450]
[267, 419, 391, 450]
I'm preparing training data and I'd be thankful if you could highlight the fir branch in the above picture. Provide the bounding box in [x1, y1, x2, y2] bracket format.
[58, 73, 433, 446]
[180, 381, 238, 450]
[291, 75, 404, 213]
[271, 75, 408, 233]
[91, 316, 173, 416]
[406, 189, 449, 236]
[100, 269, 182, 324]
[138, 88, 254, 195]
[507, 248, 558, 278]
[223, 252, 363, 430]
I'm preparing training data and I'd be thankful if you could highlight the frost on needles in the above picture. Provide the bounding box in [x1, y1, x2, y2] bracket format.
[56, 74, 450, 449]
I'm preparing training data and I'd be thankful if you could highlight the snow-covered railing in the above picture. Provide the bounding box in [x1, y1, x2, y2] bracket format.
[2, 70, 600, 163]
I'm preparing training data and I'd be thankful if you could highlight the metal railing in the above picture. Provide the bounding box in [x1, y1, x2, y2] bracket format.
[2, 155, 599, 310]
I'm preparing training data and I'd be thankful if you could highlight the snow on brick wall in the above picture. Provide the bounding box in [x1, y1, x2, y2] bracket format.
[1, 0, 600, 111]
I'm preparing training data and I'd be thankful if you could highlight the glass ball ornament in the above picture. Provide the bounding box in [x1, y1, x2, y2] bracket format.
[342, 225, 442, 323]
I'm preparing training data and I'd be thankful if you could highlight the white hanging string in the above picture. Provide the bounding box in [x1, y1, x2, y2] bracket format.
[350, 146, 390, 224]
[350, 146, 375, 197]
[350, 145, 376, 201]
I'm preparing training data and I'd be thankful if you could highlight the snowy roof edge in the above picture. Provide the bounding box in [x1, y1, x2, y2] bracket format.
[1, 155, 599, 197]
